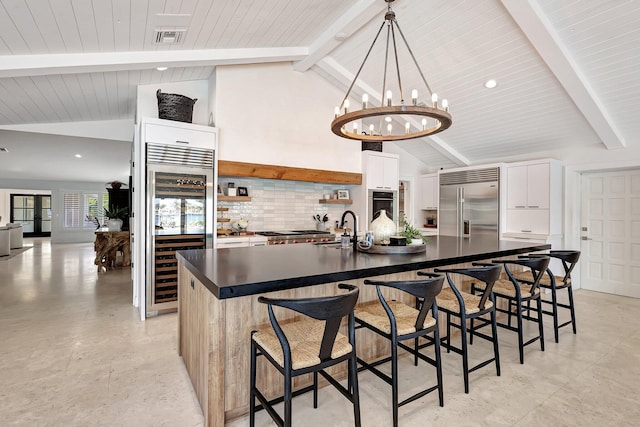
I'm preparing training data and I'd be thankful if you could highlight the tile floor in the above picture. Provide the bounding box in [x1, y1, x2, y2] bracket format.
[1, 238, 639, 426]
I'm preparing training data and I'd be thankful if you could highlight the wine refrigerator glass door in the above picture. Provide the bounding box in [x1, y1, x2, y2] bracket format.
[146, 165, 214, 313]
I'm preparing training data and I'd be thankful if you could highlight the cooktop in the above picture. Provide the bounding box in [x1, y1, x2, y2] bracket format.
[256, 230, 332, 237]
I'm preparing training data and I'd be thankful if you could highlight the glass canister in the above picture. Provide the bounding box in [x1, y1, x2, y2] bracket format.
[369, 209, 396, 245]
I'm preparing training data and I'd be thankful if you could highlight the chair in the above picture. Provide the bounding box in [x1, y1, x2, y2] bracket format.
[1, 223, 23, 249]
[0, 228, 10, 256]
[470, 257, 550, 364]
[513, 250, 581, 343]
[250, 284, 361, 427]
[354, 273, 445, 427]
[430, 263, 502, 393]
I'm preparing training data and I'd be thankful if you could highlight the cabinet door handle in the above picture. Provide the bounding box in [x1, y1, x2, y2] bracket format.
[520, 229, 532, 233]
[515, 205, 526, 208]
[528, 205, 539, 208]
[176, 140, 190, 144]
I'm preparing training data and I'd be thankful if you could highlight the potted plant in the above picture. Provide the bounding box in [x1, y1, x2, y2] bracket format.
[104, 206, 128, 231]
[106, 180, 127, 190]
[399, 220, 430, 245]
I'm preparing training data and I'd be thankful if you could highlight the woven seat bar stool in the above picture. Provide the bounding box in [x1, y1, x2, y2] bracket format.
[469, 257, 550, 364]
[250, 284, 361, 427]
[430, 263, 502, 394]
[354, 273, 445, 427]
[513, 250, 581, 343]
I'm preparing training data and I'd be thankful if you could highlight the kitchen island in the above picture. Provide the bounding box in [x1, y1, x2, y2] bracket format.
[176, 236, 550, 426]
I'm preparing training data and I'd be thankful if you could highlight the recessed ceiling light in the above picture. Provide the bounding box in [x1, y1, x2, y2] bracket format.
[75, 154, 82, 158]
[485, 79, 497, 89]
[385, 116, 392, 123]
[156, 66, 168, 71]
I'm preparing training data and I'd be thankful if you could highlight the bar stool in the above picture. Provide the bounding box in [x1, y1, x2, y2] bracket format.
[354, 273, 445, 427]
[513, 250, 581, 343]
[430, 264, 502, 394]
[250, 284, 361, 427]
[470, 257, 550, 364]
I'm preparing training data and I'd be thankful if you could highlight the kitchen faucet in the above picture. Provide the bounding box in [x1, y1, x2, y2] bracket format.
[340, 210, 358, 251]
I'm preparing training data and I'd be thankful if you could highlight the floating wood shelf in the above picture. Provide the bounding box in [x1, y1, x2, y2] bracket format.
[217, 207, 229, 212]
[219, 160, 362, 185]
[218, 195, 252, 202]
[319, 199, 353, 204]
[217, 218, 231, 223]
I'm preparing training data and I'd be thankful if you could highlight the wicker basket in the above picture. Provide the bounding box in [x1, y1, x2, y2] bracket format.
[156, 89, 197, 123]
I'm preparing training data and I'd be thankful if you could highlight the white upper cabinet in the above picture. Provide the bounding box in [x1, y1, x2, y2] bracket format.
[143, 117, 218, 149]
[420, 174, 438, 209]
[504, 159, 562, 236]
[364, 152, 399, 191]
[506, 163, 549, 209]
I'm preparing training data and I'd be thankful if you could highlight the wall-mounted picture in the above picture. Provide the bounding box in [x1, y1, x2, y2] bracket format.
[337, 189, 350, 200]
[238, 187, 249, 196]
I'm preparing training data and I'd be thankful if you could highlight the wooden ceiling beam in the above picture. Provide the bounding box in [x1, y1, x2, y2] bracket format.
[502, 0, 625, 150]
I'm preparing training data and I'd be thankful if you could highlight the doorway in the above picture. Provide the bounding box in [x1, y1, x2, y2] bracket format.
[10, 194, 52, 237]
[580, 169, 640, 298]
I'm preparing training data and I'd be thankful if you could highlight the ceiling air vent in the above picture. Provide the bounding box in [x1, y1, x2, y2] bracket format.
[154, 29, 186, 45]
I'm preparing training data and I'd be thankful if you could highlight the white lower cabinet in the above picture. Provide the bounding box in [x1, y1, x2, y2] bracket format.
[505, 209, 550, 235]
[215, 236, 268, 248]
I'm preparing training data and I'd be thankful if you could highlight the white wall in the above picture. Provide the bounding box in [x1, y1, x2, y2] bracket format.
[214, 62, 363, 173]
[0, 178, 108, 243]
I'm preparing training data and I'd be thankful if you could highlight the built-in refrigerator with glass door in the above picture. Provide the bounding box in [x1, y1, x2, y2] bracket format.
[145, 143, 215, 316]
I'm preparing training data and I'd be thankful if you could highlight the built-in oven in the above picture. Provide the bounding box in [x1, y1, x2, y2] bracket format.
[368, 190, 398, 223]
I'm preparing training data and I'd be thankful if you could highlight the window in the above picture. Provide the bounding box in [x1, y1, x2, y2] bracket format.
[63, 193, 81, 228]
[63, 192, 110, 229]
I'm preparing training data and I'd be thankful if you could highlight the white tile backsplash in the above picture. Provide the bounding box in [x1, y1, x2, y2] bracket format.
[218, 177, 356, 232]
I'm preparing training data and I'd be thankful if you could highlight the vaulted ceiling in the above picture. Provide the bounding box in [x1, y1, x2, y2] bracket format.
[0, 0, 638, 182]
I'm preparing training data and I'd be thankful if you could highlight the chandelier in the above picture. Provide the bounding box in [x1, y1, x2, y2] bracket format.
[331, 0, 452, 142]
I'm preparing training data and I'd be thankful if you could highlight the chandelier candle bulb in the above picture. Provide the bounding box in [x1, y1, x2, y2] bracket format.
[431, 93, 438, 107]
[386, 90, 393, 106]
[362, 93, 369, 109]
[442, 99, 449, 111]
[422, 118, 427, 130]
[369, 124, 375, 135]
[343, 99, 350, 114]
[411, 89, 418, 105]
[405, 122, 411, 133]
[334, 106, 340, 118]
[387, 123, 392, 135]
[353, 122, 358, 134]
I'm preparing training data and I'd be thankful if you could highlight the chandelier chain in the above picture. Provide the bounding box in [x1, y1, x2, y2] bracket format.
[393, 17, 433, 96]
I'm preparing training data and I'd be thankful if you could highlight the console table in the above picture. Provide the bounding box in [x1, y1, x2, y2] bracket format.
[94, 230, 130, 271]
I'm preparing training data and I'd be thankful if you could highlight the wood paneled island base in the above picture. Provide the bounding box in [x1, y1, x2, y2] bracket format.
[176, 236, 551, 426]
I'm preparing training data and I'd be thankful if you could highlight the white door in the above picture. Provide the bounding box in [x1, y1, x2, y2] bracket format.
[580, 169, 640, 298]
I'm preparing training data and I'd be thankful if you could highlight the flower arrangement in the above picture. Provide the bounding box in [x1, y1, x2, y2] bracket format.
[231, 219, 249, 232]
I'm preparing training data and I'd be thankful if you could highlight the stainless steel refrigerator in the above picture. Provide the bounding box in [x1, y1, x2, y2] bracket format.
[439, 168, 500, 238]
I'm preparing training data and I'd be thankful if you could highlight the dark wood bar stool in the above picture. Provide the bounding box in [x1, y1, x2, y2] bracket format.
[250, 284, 361, 427]
[513, 250, 581, 343]
[470, 257, 550, 364]
[354, 273, 445, 427]
[430, 264, 502, 394]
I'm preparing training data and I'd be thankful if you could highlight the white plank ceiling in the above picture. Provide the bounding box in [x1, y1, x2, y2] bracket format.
[0, 0, 638, 182]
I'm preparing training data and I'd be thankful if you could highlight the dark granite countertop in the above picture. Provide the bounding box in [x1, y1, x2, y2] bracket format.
[176, 235, 550, 299]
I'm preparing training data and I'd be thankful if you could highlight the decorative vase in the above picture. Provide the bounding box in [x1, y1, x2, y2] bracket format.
[106, 219, 123, 232]
[369, 210, 396, 245]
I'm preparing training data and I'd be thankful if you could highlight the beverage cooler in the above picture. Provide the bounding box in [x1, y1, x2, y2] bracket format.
[146, 143, 215, 314]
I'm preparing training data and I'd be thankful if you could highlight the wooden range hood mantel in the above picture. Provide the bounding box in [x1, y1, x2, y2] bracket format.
[218, 160, 362, 185]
